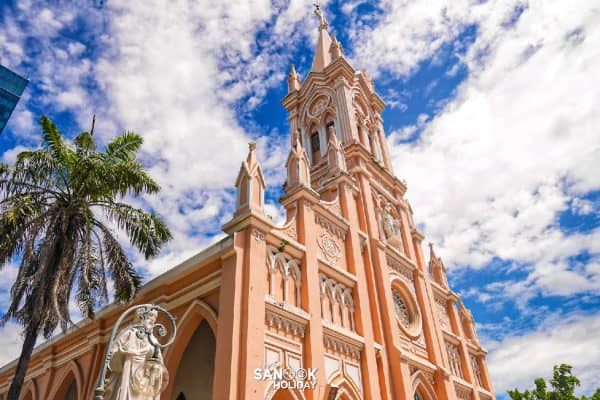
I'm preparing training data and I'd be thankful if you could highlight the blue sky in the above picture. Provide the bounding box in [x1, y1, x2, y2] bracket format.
[1, 0, 599, 395]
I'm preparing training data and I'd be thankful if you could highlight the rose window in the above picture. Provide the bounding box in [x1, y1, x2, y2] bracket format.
[390, 285, 422, 338]
[392, 290, 410, 328]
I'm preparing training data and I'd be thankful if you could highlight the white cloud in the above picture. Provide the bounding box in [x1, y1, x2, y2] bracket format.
[0, 0, 324, 265]
[264, 202, 286, 225]
[88, 0, 326, 269]
[0, 322, 23, 368]
[0, 0, 321, 290]
[486, 313, 600, 394]
[0, 2, 103, 136]
[382, 88, 409, 112]
[1, 145, 33, 164]
[0, 262, 19, 312]
[350, 0, 492, 77]
[340, 1, 364, 16]
[350, 0, 600, 300]
[572, 198, 595, 216]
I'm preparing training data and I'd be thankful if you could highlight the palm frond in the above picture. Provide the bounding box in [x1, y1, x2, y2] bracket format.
[74, 131, 96, 154]
[105, 131, 143, 161]
[100, 202, 172, 258]
[96, 223, 141, 303]
[39, 116, 75, 167]
[0, 196, 48, 265]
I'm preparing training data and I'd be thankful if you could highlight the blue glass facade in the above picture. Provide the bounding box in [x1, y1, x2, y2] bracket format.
[0, 64, 28, 134]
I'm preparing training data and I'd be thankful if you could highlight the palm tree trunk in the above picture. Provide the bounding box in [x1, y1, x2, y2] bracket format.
[6, 322, 40, 400]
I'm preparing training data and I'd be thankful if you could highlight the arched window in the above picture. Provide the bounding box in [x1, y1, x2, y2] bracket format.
[371, 131, 383, 161]
[310, 130, 321, 164]
[445, 341, 464, 378]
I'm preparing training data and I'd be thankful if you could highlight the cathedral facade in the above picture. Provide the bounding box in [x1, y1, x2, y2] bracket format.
[0, 11, 494, 400]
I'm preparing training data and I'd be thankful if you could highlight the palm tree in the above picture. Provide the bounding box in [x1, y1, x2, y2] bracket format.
[0, 116, 172, 399]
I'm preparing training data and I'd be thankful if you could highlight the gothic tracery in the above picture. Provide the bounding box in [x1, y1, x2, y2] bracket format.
[393, 290, 411, 328]
[319, 274, 356, 332]
[266, 246, 302, 308]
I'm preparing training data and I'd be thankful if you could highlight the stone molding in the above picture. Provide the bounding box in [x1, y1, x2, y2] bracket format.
[315, 212, 348, 239]
[322, 327, 363, 360]
[265, 309, 307, 338]
[455, 381, 473, 400]
[386, 255, 415, 286]
[265, 300, 309, 340]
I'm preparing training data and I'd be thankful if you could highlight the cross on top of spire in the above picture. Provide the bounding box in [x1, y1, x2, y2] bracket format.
[313, 3, 328, 30]
[310, 3, 332, 72]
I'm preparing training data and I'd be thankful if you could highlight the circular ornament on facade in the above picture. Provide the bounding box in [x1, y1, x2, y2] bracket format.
[317, 232, 342, 264]
[391, 286, 422, 339]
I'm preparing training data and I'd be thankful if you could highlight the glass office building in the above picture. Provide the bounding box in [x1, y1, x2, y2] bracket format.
[0, 64, 28, 134]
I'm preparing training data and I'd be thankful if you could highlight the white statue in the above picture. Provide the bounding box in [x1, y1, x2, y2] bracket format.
[105, 309, 168, 400]
[382, 209, 396, 239]
[382, 208, 404, 249]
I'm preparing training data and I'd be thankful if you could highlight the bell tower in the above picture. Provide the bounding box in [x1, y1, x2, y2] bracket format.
[223, 5, 495, 400]
[282, 6, 392, 196]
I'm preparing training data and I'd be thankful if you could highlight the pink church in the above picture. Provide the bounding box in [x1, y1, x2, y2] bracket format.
[0, 9, 494, 400]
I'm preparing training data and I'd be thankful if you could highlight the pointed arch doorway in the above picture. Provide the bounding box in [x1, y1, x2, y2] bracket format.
[170, 319, 216, 399]
[61, 382, 77, 400]
[51, 371, 78, 400]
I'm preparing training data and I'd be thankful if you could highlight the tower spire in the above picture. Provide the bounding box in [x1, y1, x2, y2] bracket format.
[311, 4, 332, 72]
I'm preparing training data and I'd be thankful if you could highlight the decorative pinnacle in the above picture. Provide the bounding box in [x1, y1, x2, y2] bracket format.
[329, 32, 343, 59]
[428, 242, 439, 263]
[293, 128, 302, 146]
[246, 142, 258, 166]
[289, 64, 298, 80]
